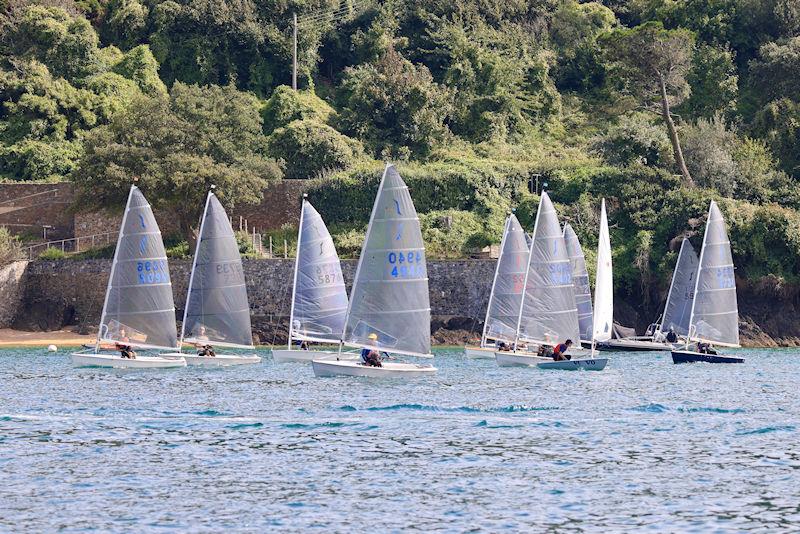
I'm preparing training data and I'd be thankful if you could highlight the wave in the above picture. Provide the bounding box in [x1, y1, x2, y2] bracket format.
[336, 404, 559, 414]
[736, 425, 795, 435]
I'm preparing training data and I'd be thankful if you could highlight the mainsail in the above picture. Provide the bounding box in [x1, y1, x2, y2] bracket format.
[563, 223, 594, 341]
[481, 214, 529, 344]
[658, 238, 699, 337]
[342, 164, 431, 357]
[516, 192, 580, 345]
[97, 185, 178, 350]
[592, 199, 613, 343]
[182, 192, 253, 349]
[688, 201, 740, 347]
[288, 199, 349, 344]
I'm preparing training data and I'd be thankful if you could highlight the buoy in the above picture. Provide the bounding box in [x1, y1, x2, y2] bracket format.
[47, 344, 58, 352]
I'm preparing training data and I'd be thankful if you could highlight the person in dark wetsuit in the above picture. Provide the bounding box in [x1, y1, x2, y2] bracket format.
[665, 327, 678, 343]
[552, 339, 573, 361]
[361, 333, 383, 367]
[115, 328, 136, 359]
[198, 344, 216, 357]
[697, 342, 717, 355]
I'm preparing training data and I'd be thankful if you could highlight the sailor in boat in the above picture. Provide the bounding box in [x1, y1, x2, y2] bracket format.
[552, 339, 574, 361]
[193, 326, 215, 357]
[360, 333, 383, 367]
[497, 341, 511, 351]
[116, 329, 135, 359]
[696, 341, 717, 355]
[299, 340, 310, 351]
[665, 327, 678, 343]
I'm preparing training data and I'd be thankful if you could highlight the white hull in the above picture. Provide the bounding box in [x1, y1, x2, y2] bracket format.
[71, 352, 186, 369]
[464, 345, 497, 359]
[537, 358, 608, 371]
[272, 348, 360, 363]
[311, 359, 437, 378]
[161, 352, 261, 366]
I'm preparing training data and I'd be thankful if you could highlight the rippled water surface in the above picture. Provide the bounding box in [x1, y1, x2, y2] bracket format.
[2, 348, 800, 532]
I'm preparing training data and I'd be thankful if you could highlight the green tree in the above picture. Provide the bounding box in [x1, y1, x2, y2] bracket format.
[602, 22, 696, 186]
[72, 83, 281, 244]
[680, 44, 738, 119]
[266, 119, 364, 179]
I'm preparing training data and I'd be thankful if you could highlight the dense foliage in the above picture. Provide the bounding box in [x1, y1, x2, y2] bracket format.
[2, 0, 800, 317]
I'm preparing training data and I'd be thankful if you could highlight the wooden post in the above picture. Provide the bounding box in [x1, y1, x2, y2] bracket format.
[269, 236, 273, 257]
[284, 239, 287, 259]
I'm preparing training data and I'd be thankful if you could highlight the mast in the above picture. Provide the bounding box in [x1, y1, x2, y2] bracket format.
[179, 189, 213, 351]
[479, 214, 512, 347]
[95, 185, 135, 353]
[287, 196, 307, 349]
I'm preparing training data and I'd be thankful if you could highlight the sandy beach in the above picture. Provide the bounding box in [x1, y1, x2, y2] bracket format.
[0, 329, 94, 347]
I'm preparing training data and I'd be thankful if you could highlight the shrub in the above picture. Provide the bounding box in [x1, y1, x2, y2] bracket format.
[592, 113, 673, 168]
[262, 86, 337, 135]
[38, 247, 67, 260]
[267, 120, 364, 179]
[420, 209, 504, 259]
[0, 227, 23, 263]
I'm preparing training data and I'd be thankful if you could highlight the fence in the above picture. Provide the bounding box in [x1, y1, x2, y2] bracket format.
[25, 231, 117, 259]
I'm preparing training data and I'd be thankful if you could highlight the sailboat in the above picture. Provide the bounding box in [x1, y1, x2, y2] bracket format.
[495, 192, 602, 369]
[311, 164, 436, 377]
[538, 199, 610, 370]
[161, 190, 261, 366]
[563, 223, 593, 347]
[599, 238, 699, 352]
[672, 201, 743, 363]
[272, 197, 358, 363]
[464, 213, 528, 359]
[70, 185, 186, 368]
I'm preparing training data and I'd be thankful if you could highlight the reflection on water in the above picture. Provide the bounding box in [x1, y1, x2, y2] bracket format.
[1, 348, 800, 531]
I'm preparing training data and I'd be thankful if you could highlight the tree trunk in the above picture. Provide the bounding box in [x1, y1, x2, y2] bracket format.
[658, 72, 694, 187]
[179, 216, 198, 254]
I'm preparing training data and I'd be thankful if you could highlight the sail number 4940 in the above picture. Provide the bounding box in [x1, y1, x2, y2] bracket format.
[387, 251, 425, 278]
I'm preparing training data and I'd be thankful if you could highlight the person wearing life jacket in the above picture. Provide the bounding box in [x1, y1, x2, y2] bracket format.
[665, 327, 678, 343]
[198, 344, 216, 357]
[361, 333, 383, 367]
[552, 339, 573, 361]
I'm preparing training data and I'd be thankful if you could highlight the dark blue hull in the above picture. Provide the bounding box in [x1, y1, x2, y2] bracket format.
[671, 350, 744, 364]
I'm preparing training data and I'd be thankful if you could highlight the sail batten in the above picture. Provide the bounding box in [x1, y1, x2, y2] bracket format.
[181, 192, 253, 349]
[688, 201, 740, 347]
[288, 199, 349, 344]
[342, 164, 431, 357]
[97, 185, 178, 351]
[515, 192, 581, 345]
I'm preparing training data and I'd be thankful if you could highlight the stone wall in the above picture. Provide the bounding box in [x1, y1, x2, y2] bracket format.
[0, 183, 74, 240]
[0, 261, 28, 328]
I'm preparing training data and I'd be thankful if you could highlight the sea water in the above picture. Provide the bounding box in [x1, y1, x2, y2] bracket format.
[1, 348, 799, 531]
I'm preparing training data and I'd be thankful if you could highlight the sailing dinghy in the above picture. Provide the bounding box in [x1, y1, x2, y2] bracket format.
[539, 199, 611, 370]
[161, 191, 260, 366]
[495, 192, 599, 369]
[563, 223, 593, 347]
[464, 213, 528, 359]
[311, 164, 436, 378]
[272, 197, 358, 363]
[70, 186, 186, 368]
[672, 201, 743, 363]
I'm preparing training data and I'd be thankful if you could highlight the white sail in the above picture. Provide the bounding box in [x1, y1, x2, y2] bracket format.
[481, 214, 529, 344]
[97, 185, 178, 351]
[688, 201, 739, 347]
[592, 199, 613, 343]
[288, 199, 349, 344]
[342, 164, 431, 357]
[658, 238, 699, 337]
[516, 192, 580, 345]
[563, 223, 594, 341]
[182, 192, 253, 349]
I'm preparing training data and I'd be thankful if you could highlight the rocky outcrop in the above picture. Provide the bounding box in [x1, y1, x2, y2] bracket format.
[0, 261, 28, 328]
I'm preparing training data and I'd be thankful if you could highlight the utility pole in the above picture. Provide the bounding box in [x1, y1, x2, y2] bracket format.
[292, 12, 298, 90]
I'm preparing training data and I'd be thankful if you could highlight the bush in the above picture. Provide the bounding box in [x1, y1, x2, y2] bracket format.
[262, 86, 337, 135]
[0, 227, 23, 263]
[267, 120, 364, 179]
[38, 247, 67, 260]
[420, 209, 504, 259]
[592, 113, 673, 168]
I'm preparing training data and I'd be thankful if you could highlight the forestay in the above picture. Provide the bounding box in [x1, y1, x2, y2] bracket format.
[97, 186, 178, 350]
[516, 192, 580, 345]
[689, 201, 740, 347]
[563, 223, 593, 341]
[182, 192, 253, 348]
[592, 199, 613, 343]
[659, 238, 699, 337]
[482, 214, 529, 344]
[289, 199, 348, 343]
[342, 164, 431, 357]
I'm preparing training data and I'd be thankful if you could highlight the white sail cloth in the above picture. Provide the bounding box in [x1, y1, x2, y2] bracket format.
[563, 224, 593, 341]
[182, 192, 253, 348]
[517, 192, 580, 344]
[98, 186, 178, 350]
[483, 214, 529, 343]
[659, 238, 699, 337]
[592, 199, 613, 343]
[690, 201, 739, 347]
[342, 164, 431, 357]
[289, 200, 349, 343]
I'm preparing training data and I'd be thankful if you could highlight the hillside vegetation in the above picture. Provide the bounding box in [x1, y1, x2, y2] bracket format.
[2, 0, 800, 312]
